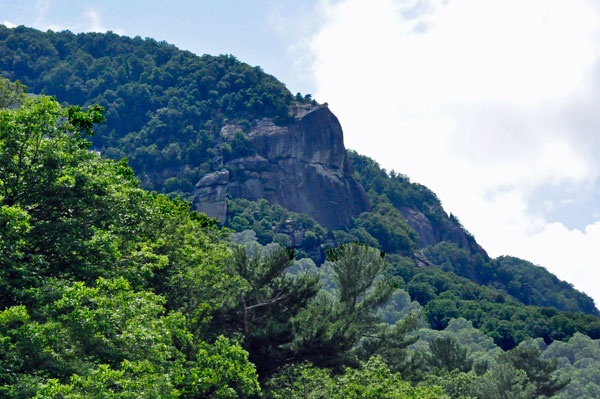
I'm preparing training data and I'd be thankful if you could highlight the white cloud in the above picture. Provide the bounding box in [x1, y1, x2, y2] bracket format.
[306, 0, 600, 305]
[507, 221, 600, 306]
[2, 21, 16, 28]
[83, 7, 124, 35]
[84, 7, 106, 33]
[32, 0, 64, 31]
[25, 1, 123, 34]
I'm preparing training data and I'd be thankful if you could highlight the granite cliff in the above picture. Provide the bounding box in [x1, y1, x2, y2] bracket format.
[398, 206, 486, 257]
[192, 104, 370, 228]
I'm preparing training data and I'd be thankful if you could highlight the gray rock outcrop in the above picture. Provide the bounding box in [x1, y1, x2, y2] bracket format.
[192, 104, 370, 229]
[398, 206, 488, 258]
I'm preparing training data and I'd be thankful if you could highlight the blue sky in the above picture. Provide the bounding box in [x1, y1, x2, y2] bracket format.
[3, 0, 600, 305]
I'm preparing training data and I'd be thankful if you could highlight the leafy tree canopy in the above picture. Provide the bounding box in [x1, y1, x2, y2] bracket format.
[0, 92, 260, 398]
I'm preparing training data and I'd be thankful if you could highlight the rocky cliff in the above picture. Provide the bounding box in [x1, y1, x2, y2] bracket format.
[398, 206, 487, 258]
[192, 104, 370, 228]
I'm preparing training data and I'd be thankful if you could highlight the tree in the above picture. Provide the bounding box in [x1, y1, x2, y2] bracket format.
[213, 244, 320, 379]
[0, 93, 260, 398]
[265, 362, 332, 399]
[474, 363, 535, 399]
[420, 369, 478, 399]
[501, 345, 569, 398]
[266, 357, 448, 399]
[0, 76, 26, 109]
[328, 357, 446, 399]
[291, 243, 410, 370]
[0, 95, 113, 306]
[428, 336, 474, 373]
[542, 333, 600, 399]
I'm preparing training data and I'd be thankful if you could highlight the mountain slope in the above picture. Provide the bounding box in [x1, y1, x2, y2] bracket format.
[0, 25, 596, 318]
[3, 28, 600, 397]
[0, 25, 295, 196]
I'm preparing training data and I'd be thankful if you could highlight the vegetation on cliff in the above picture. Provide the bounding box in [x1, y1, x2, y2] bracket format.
[0, 25, 304, 197]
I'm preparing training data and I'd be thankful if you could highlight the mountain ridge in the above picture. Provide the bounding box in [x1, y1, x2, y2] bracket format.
[0, 24, 596, 318]
[4, 25, 600, 398]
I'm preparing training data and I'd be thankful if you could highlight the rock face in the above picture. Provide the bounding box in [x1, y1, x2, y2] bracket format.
[193, 171, 229, 223]
[192, 104, 370, 229]
[398, 206, 488, 259]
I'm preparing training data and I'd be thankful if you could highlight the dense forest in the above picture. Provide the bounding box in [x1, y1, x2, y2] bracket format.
[1, 25, 600, 398]
[0, 24, 306, 197]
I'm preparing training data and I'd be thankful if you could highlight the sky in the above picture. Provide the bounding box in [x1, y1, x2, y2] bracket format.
[2, 0, 600, 305]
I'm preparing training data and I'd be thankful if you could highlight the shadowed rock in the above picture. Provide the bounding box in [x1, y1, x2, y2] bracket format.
[192, 104, 370, 228]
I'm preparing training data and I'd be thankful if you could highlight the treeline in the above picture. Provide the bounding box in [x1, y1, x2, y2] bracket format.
[422, 242, 598, 315]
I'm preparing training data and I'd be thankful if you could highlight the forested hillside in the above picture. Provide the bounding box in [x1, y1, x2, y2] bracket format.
[3, 24, 593, 319]
[0, 24, 301, 195]
[1, 25, 600, 398]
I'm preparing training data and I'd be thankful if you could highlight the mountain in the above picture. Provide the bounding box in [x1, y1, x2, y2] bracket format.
[4, 25, 600, 399]
[0, 25, 294, 196]
[0, 25, 597, 322]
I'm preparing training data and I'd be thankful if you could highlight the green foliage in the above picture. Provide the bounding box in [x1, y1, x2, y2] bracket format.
[0, 75, 26, 109]
[494, 256, 597, 315]
[427, 298, 600, 350]
[423, 242, 486, 284]
[442, 318, 502, 366]
[355, 192, 418, 253]
[265, 362, 332, 399]
[327, 357, 447, 399]
[0, 95, 234, 313]
[52, 277, 178, 367]
[291, 243, 409, 370]
[410, 318, 502, 378]
[349, 151, 441, 215]
[424, 242, 598, 315]
[392, 258, 600, 350]
[0, 282, 182, 398]
[0, 95, 124, 305]
[542, 333, 600, 399]
[226, 130, 255, 161]
[267, 357, 447, 399]
[177, 336, 261, 399]
[226, 198, 327, 248]
[474, 362, 536, 399]
[2, 30, 600, 397]
[0, 25, 295, 195]
[34, 361, 179, 399]
[376, 289, 423, 325]
[66, 104, 106, 140]
[211, 244, 321, 379]
[420, 369, 478, 399]
[326, 243, 392, 307]
[349, 151, 481, 255]
[501, 345, 569, 398]
[226, 197, 386, 262]
[428, 336, 474, 373]
[0, 94, 259, 398]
